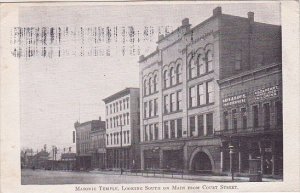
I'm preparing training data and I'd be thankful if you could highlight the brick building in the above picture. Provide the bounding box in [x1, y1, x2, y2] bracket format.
[139, 7, 281, 175]
[103, 88, 140, 170]
[74, 117, 105, 170]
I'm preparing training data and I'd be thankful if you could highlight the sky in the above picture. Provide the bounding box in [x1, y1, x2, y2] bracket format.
[19, 2, 281, 152]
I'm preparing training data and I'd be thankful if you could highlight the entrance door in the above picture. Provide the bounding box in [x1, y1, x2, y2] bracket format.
[192, 152, 212, 173]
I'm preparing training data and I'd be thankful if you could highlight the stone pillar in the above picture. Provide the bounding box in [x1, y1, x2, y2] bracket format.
[220, 143, 224, 173]
[140, 148, 144, 170]
[159, 149, 164, 169]
[183, 143, 189, 172]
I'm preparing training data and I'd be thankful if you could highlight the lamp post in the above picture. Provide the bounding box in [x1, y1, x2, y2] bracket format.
[229, 141, 235, 181]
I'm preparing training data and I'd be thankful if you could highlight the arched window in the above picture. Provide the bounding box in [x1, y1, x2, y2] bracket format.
[189, 57, 197, 79]
[170, 67, 176, 86]
[197, 55, 205, 75]
[148, 77, 152, 94]
[176, 63, 182, 83]
[206, 50, 213, 72]
[144, 79, 148, 95]
[153, 74, 158, 92]
[163, 70, 169, 88]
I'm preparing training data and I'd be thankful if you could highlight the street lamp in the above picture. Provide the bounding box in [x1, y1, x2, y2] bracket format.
[229, 142, 235, 181]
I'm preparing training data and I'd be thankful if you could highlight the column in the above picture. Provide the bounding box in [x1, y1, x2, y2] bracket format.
[159, 149, 164, 169]
[238, 141, 242, 173]
[220, 144, 224, 173]
[271, 140, 276, 176]
[141, 148, 144, 170]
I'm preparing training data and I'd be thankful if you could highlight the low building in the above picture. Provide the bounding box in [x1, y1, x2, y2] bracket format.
[90, 121, 106, 170]
[74, 117, 105, 170]
[103, 88, 140, 170]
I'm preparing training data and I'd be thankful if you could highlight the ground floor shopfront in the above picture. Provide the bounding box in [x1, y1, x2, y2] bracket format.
[106, 146, 140, 170]
[75, 155, 91, 170]
[140, 138, 222, 174]
[91, 151, 106, 170]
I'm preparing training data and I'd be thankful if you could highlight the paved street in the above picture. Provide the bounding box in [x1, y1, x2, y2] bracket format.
[21, 169, 196, 185]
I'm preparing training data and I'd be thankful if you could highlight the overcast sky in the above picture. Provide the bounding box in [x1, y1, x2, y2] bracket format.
[19, 2, 280, 151]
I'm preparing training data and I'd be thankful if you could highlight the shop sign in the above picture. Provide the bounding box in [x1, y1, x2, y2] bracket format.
[254, 85, 279, 101]
[222, 94, 246, 107]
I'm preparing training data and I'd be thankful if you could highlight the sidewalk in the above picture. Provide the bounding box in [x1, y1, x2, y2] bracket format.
[89, 170, 282, 182]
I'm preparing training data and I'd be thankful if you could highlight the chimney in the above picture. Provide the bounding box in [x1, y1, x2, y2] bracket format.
[248, 12, 254, 23]
[139, 55, 145, 61]
[158, 34, 165, 42]
[213, 7, 222, 17]
[182, 18, 189, 26]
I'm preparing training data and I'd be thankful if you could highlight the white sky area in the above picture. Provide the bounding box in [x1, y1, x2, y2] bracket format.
[20, 3, 280, 151]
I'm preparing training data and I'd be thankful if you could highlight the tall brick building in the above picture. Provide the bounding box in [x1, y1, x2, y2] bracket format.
[103, 88, 141, 170]
[139, 7, 281, 175]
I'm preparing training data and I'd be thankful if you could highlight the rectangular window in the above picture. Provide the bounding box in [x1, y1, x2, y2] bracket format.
[275, 101, 283, 127]
[127, 131, 130, 144]
[164, 121, 169, 139]
[106, 119, 108, 129]
[116, 102, 118, 112]
[123, 99, 126, 109]
[253, 105, 259, 127]
[164, 95, 169, 114]
[113, 117, 115, 128]
[170, 93, 176, 112]
[176, 91, 182, 110]
[177, 119, 182, 138]
[190, 86, 197, 107]
[113, 103, 115, 113]
[232, 109, 237, 130]
[120, 101, 122, 111]
[198, 84, 205, 105]
[126, 98, 129, 109]
[197, 115, 204, 136]
[127, 113, 129, 125]
[149, 124, 153, 141]
[241, 107, 247, 129]
[144, 102, 148, 118]
[154, 123, 159, 140]
[119, 115, 122, 126]
[224, 111, 229, 130]
[190, 116, 196, 137]
[110, 134, 112, 145]
[207, 81, 214, 103]
[123, 114, 126, 125]
[206, 113, 214, 135]
[123, 131, 126, 144]
[154, 99, 158, 116]
[106, 106, 108, 115]
[110, 104, 112, 114]
[263, 103, 270, 130]
[106, 134, 109, 145]
[149, 100, 153, 117]
[144, 125, 148, 141]
[170, 120, 175, 139]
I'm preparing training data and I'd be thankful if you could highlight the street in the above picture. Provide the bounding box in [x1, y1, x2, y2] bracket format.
[21, 169, 196, 185]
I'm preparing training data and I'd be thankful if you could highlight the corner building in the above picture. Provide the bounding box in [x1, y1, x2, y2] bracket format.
[139, 7, 281, 175]
[103, 88, 141, 170]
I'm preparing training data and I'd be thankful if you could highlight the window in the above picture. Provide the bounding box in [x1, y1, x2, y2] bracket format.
[197, 115, 204, 136]
[144, 125, 148, 141]
[126, 98, 129, 108]
[144, 102, 148, 118]
[241, 107, 247, 129]
[207, 81, 214, 103]
[263, 103, 270, 129]
[119, 115, 122, 126]
[110, 104, 112, 114]
[206, 50, 213, 72]
[232, 109, 237, 131]
[235, 49, 242, 70]
[275, 101, 283, 127]
[116, 133, 119, 144]
[126, 113, 129, 125]
[149, 124, 153, 141]
[110, 118, 112, 128]
[154, 124, 159, 140]
[198, 84, 205, 105]
[253, 105, 259, 128]
[154, 75, 158, 92]
[144, 80, 148, 95]
[170, 93, 176, 112]
[123, 99, 126, 109]
[148, 77, 152, 94]
[189, 86, 197, 107]
[106, 106, 108, 115]
[154, 99, 158, 116]
[120, 101, 122, 111]
[170, 67, 176, 86]
[190, 116, 196, 137]
[177, 119, 182, 138]
[113, 133, 116, 144]
[163, 70, 169, 88]
[149, 100, 153, 117]
[116, 102, 118, 112]
[127, 131, 129, 144]
[198, 55, 205, 75]
[176, 64, 182, 83]
[189, 57, 197, 79]
[106, 119, 108, 129]
[113, 117, 116, 128]
[176, 91, 182, 110]
[206, 113, 213, 135]
[123, 114, 126, 125]
[110, 134, 112, 144]
[164, 121, 169, 139]
[170, 120, 175, 138]
[123, 131, 126, 144]
[116, 116, 119, 126]
[224, 111, 229, 130]
[113, 103, 115, 113]
[164, 95, 169, 114]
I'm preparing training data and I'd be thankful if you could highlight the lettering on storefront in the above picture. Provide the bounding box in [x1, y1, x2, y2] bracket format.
[222, 94, 246, 107]
[254, 85, 279, 101]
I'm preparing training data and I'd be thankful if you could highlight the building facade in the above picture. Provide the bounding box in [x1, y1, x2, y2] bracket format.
[139, 7, 281, 175]
[74, 117, 105, 170]
[103, 88, 140, 170]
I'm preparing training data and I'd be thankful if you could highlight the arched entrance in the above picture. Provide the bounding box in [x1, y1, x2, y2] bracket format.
[191, 151, 212, 174]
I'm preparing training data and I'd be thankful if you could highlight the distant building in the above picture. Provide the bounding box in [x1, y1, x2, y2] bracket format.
[139, 6, 281, 175]
[103, 88, 140, 170]
[74, 117, 105, 170]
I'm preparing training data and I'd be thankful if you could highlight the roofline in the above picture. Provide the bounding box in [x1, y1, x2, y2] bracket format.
[139, 50, 159, 63]
[102, 87, 139, 103]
